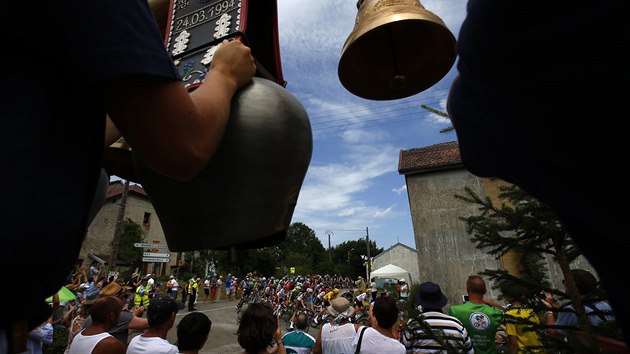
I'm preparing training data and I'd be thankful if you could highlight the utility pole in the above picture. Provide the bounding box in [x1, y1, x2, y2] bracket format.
[108, 179, 129, 276]
[325, 230, 333, 263]
[366, 227, 371, 281]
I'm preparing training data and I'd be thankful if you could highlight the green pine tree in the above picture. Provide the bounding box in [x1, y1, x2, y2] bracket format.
[455, 183, 622, 352]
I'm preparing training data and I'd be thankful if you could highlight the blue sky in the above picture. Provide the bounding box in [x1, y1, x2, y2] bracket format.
[276, 0, 467, 251]
[114, 0, 467, 252]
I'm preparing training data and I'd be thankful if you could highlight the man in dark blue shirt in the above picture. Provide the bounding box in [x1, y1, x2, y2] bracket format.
[1, 1, 255, 349]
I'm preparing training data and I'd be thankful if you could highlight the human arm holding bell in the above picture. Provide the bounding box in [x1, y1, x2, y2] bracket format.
[104, 39, 255, 181]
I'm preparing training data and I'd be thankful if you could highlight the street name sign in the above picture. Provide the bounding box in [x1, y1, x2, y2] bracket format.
[142, 257, 170, 263]
[134, 243, 167, 249]
[143, 252, 170, 258]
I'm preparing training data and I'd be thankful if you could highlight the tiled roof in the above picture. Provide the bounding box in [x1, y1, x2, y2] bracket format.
[398, 141, 462, 175]
[106, 181, 148, 199]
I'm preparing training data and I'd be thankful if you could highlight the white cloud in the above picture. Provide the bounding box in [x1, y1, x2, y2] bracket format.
[275, 0, 468, 250]
[294, 144, 398, 216]
[338, 207, 357, 217]
[392, 184, 407, 195]
[374, 205, 395, 218]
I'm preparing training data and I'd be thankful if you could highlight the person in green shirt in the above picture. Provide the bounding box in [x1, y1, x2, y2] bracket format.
[449, 275, 504, 354]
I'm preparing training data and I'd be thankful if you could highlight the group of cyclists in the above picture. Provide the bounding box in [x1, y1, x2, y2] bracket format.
[235, 274, 378, 330]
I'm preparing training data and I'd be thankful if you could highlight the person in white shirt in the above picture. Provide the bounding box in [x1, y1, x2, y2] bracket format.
[68, 296, 125, 354]
[354, 292, 370, 314]
[147, 274, 156, 298]
[370, 278, 377, 302]
[170, 277, 179, 301]
[398, 279, 409, 301]
[352, 296, 405, 354]
[313, 297, 357, 354]
[126, 296, 179, 354]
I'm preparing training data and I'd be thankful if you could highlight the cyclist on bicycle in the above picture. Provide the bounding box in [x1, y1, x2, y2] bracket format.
[354, 291, 371, 314]
[315, 287, 339, 323]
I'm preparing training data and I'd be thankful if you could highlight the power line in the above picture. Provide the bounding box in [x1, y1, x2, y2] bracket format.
[313, 228, 365, 232]
[307, 89, 450, 122]
[310, 99, 443, 127]
[312, 108, 447, 134]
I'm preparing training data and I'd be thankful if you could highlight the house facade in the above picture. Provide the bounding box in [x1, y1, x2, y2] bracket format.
[398, 141, 595, 307]
[372, 242, 419, 285]
[79, 180, 183, 277]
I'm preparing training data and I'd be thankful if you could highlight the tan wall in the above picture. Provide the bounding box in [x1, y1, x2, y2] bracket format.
[80, 191, 179, 277]
[406, 168, 501, 307]
[405, 169, 599, 308]
[372, 244, 420, 285]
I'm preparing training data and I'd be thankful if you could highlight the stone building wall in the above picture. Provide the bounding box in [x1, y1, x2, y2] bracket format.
[79, 182, 179, 277]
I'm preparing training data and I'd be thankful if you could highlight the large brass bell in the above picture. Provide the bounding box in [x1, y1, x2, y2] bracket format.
[132, 78, 313, 251]
[338, 0, 457, 100]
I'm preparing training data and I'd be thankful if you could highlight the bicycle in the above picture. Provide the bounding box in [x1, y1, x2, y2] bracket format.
[310, 308, 332, 328]
[351, 308, 370, 326]
[235, 292, 251, 313]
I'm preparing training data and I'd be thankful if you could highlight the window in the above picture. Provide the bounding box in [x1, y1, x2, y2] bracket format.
[143, 212, 151, 226]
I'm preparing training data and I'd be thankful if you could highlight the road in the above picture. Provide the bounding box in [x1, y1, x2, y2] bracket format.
[129, 297, 323, 353]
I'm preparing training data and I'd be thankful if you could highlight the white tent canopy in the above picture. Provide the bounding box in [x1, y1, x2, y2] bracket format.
[370, 264, 411, 281]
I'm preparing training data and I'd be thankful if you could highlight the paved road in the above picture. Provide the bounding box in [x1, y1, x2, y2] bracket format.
[130, 297, 322, 353]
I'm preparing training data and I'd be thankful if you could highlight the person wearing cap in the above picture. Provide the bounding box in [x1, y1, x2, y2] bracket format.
[211, 275, 219, 302]
[134, 277, 150, 310]
[225, 274, 233, 301]
[313, 287, 340, 324]
[352, 295, 406, 353]
[313, 297, 357, 354]
[188, 276, 199, 312]
[401, 282, 473, 353]
[126, 296, 179, 354]
[354, 290, 371, 316]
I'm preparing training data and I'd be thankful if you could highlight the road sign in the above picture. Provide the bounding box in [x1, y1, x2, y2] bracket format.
[143, 252, 170, 258]
[142, 257, 170, 263]
[134, 243, 167, 249]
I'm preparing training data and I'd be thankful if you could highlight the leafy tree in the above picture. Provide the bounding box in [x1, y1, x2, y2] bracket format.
[117, 218, 145, 269]
[331, 239, 382, 278]
[278, 222, 328, 275]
